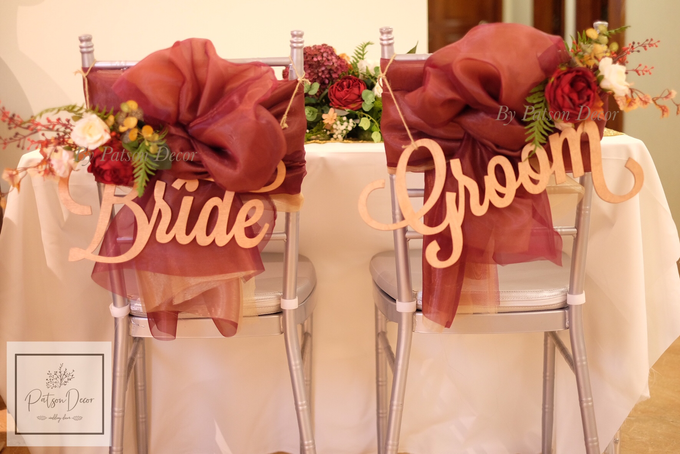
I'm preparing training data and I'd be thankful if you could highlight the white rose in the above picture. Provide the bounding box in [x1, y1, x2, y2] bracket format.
[71, 113, 111, 150]
[598, 57, 630, 97]
[373, 79, 384, 98]
[357, 59, 379, 76]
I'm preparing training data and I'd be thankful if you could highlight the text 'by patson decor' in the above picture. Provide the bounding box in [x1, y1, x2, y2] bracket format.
[358, 121, 644, 268]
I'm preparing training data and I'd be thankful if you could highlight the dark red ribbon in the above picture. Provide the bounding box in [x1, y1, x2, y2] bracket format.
[85, 39, 306, 339]
[381, 23, 604, 327]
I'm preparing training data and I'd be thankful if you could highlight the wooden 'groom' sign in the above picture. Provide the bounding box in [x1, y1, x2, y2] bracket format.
[358, 121, 644, 268]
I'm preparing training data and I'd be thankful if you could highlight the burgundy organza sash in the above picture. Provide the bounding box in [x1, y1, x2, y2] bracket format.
[86, 39, 306, 339]
[381, 23, 604, 328]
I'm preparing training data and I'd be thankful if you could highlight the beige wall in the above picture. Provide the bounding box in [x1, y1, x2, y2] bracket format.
[2, 1, 679, 229]
[0, 0, 427, 188]
[624, 2, 680, 227]
[503, 0, 532, 26]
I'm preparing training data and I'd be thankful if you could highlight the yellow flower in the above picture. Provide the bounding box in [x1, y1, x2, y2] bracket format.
[581, 54, 597, 68]
[141, 125, 154, 139]
[123, 116, 138, 129]
[592, 43, 608, 60]
[585, 28, 598, 40]
[126, 100, 139, 111]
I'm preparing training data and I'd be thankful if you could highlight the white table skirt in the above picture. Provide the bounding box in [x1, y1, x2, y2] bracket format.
[0, 135, 679, 454]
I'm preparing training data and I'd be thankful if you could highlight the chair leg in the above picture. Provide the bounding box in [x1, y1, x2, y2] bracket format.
[133, 338, 149, 454]
[604, 430, 620, 454]
[302, 315, 314, 432]
[110, 315, 131, 454]
[542, 332, 556, 454]
[384, 312, 414, 454]
[569, 305, 600, 454]
[283, 310, 316, 454]
[375, 307, 388, 454]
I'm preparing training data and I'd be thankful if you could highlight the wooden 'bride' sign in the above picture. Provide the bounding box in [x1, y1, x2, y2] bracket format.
[358, 121, 644, 268]
[60, 162, 287, 263]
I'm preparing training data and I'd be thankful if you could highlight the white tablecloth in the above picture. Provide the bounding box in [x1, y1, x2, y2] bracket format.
[0, 135, 679, 454]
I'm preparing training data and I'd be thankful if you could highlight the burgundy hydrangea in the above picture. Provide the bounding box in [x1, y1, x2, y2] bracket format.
[283, 44, 350, 95]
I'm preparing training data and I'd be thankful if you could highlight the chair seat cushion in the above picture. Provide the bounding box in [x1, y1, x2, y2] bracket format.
[130, 253, 316, 317]
[370, 249, 571, 313]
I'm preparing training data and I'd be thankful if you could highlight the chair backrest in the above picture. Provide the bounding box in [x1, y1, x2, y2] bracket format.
[77, 32, 308, 338]
[378, 26, 595, 316]
[79, 32, 304, 80]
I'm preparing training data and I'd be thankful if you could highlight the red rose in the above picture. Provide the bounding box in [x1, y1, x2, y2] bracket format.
[328, 76, 367, 111]
[545, 67, 602, 122]
[87, 142, 134, 186]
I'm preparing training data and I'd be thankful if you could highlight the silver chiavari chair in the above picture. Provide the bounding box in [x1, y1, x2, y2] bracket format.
[371, 26, 600, 454]
[79, 31, 317, 454]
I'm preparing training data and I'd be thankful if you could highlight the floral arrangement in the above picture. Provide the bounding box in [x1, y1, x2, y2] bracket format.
[1, 100, 169, 196]
[284, 42, 384, 143]
[525, 23, 679, 151]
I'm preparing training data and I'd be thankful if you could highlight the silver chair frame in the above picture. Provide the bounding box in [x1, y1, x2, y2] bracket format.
[374, 26, 600, 454]
[80, 31, 316, 454]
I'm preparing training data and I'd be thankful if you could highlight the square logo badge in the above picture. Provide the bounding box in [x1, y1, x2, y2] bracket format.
[7, 342, 111, 447]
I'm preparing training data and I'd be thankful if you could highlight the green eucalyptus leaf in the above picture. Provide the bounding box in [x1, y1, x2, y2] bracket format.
[308, 82, 320, 96]
[362, 101, 374, 112]
[362, 90, 375, 103]
[406, 42, 418, 54]
[371, 131, 382, 143]
[305, 106, 319, 122]
[303, 82, 311, 94]
[359, 117, 371, 130]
